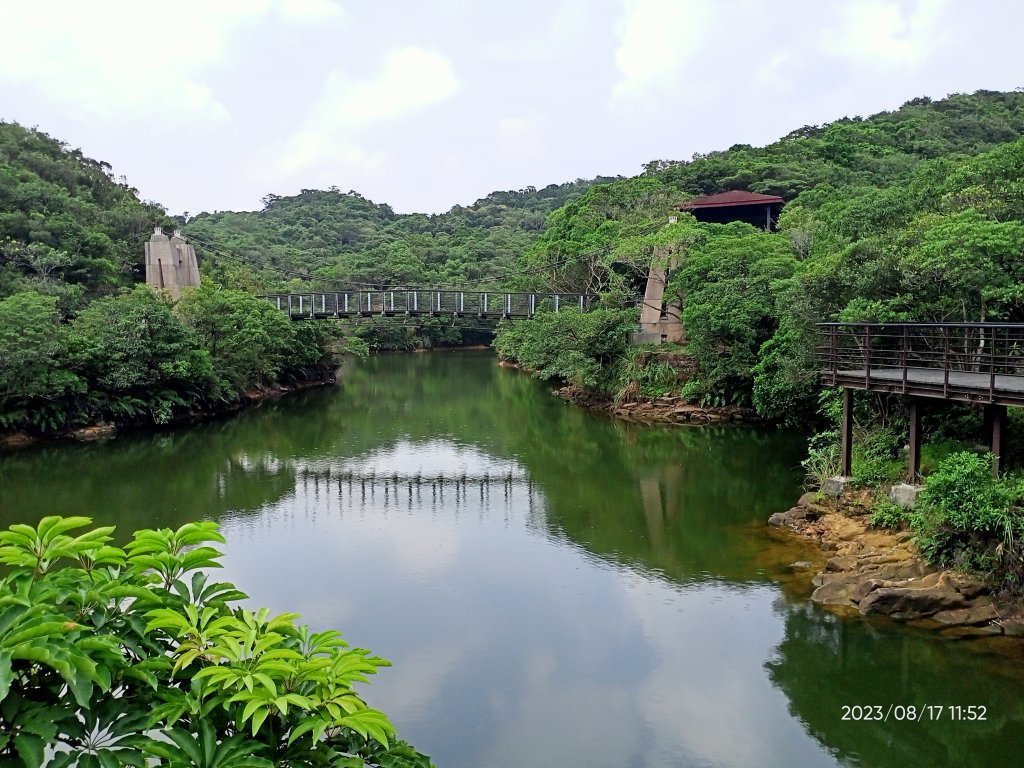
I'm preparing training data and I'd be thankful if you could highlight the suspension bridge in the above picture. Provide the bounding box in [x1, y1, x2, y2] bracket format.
[261, 289, 597, 320]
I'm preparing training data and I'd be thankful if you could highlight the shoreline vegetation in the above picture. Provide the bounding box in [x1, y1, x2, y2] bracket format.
[0, 368, 338, 450]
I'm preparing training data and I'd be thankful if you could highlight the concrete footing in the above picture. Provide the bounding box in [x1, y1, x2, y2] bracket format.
[822, 476, 852, 498]
[889, 483, 924, 508]
[628, 331, 664, 345]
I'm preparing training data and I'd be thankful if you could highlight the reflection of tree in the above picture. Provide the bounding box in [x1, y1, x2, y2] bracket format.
[1, 350, 806, 585]
[765, 600, 1024, 767]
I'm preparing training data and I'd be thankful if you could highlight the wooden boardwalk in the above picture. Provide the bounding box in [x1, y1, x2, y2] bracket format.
[817, 322, 1024, 478]
[818, 322, 1024, 407]
[830, 367, 1024, 407]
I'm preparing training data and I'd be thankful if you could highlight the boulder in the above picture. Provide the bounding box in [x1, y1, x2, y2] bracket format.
[825, 555, 860, 572]
[998, 619, 1024, 637]
[859, 587, 968, 619]
[931, 604, 999, 626]
[940, 625, 1004, 639]
[942, 572, 989, 599]
[811, 580, 859, 607]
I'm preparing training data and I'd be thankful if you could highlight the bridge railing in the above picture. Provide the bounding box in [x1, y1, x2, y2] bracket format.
[816, 322, 1024, 395]
[262, 290, 596, 319]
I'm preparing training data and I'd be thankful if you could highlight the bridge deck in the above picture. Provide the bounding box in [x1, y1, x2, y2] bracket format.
[263, 290, 596, 320]
[830, 367, 1024, 406]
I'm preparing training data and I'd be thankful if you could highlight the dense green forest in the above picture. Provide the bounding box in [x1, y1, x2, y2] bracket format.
[182, 178, 618, 349]
[0, 122, 349, 434]
[501, 89, 1024, 416]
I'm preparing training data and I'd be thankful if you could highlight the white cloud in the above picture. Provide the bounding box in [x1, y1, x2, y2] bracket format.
[0, 0, 270, 125]
[277, 47, 460, 171]
[497, 114, 545, 160]
[276, 0, 347, 23]
[610, 0, 715, 107]
[821, 0, 952, 70]
[0, 0, 348, 127]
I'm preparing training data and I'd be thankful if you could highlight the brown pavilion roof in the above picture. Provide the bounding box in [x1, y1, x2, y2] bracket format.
[675, 190, 785, 210]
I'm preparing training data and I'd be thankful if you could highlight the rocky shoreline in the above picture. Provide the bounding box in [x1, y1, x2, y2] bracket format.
[554, 384, 761, 425]
[769, 491, 1024, 638]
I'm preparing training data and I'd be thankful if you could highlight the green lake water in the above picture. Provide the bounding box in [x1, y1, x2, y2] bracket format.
[3, 349, 1024, 767]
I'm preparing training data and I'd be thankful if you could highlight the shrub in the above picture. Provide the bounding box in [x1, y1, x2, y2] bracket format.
[611, 347, 680, 403]
[801, 430, 841, 490]
[869, 499, 908, 529]
[0, 517, 432, 767]
[851, 427, 904, 485]
[910, 452, 1024, 589]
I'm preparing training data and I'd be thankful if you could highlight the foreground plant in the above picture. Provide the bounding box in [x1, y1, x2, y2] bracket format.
[0, 517, 433, 767]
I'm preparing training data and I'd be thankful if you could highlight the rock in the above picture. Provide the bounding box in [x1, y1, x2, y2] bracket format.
[789, 561, 813, 570]
[940, 625, 1004, 639]
[0, 431, 37, 448]
[889, 483, 924, 508]
[851, 579, 884, 603]
[825, 555, 860, 572]
[797, 492, 831, 517]
[943, 572, 989, 599]
[71, 424, 116, 441]
[998, 619, 1024, 637]
[768, 512, 792, 528]
[931, 605, 1000, 626]
[822, 476, 851, 498]
[859, 561, 931, 582]
[811, 580, 859, 607]
[859, 587, 968, 619]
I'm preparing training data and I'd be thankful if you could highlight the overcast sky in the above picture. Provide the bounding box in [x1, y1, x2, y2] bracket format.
[1, 0, 1021, 216]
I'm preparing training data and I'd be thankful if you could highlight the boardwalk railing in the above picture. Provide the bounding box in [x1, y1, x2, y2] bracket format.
[262, 290, 596, 319]
[816, 322, 1024, 405]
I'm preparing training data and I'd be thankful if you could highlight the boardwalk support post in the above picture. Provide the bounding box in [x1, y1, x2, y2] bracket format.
[987, 404, 1007, 477]
[840, 388, 854, 478]
[908, 398, 922, 483]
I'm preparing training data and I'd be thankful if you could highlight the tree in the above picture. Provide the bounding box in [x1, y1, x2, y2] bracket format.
[0, 292, 82, 431]
[0, 516, 434, 767]
[67, 287, 217, 424]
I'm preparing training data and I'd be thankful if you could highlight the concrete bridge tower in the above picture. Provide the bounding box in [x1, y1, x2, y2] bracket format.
[144, 228, 200, 299]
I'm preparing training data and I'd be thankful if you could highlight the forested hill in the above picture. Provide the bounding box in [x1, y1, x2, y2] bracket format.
[497, 88, 1024, 425]
[0, 121, 174, 312]
[183, 178, 619, 291]
[646, 89, 1024, 198]
[184, 90, 1024, 298]
[520, 89, 1024, 297]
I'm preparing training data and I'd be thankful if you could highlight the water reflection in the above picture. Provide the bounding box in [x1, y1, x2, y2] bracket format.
[3, 351, 1024, 767]
[766, 601, 1024, 768]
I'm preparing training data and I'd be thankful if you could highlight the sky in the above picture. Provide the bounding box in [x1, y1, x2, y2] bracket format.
[1, 0, 1022, 217]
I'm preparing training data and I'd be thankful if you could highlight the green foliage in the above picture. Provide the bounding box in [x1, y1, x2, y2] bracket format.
[869, 499, 908, 530]
[68, 287, 218, 424]
[0, 516, 433, 767]
[851, 427, 905, 486]
[492, 308, 635, 391]
[800, 431, 841, 490]
[671, 224, 796, 406]
[909, 452, 1024, 590]
[0, 292, 84, 431]
[0, 121, 173, 305]
[175, 285, 335, 395]
[610, 346, 681, 403]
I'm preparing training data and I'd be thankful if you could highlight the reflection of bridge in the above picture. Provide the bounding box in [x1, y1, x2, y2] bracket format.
[292, 466, 545, 518]
[263, 289, 596, 320]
